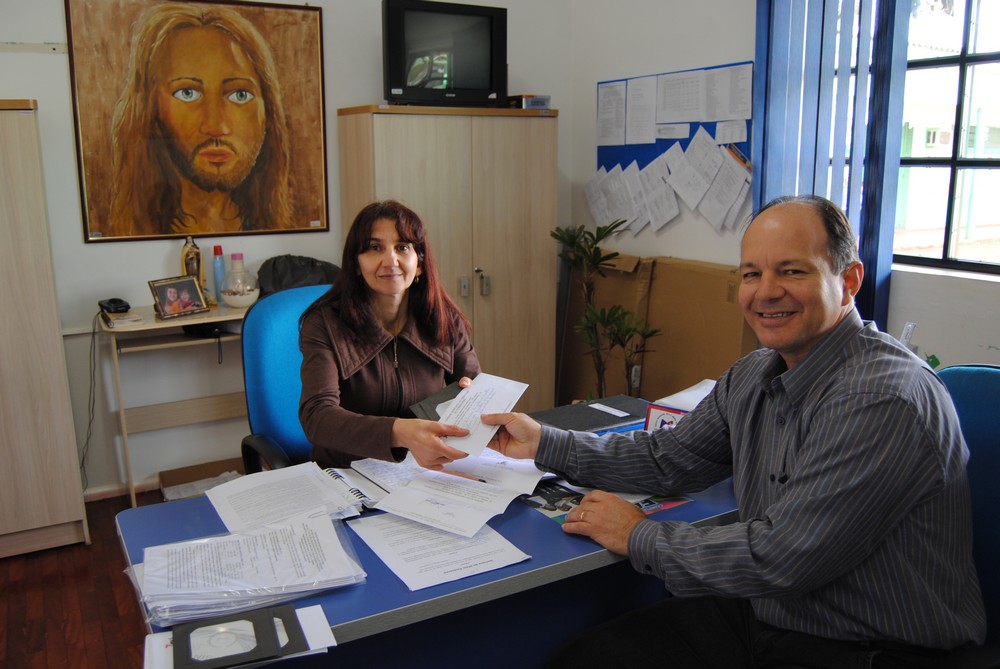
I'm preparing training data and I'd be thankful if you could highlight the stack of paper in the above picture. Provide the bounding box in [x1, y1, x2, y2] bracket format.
[133, 463, 369, 627]
[138, 510, 366, 627]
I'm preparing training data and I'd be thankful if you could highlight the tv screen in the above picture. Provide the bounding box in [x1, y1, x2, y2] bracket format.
[383, 0, 507, 107]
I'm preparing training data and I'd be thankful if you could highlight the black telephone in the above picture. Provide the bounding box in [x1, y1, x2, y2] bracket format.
[99, 297, 130, 313]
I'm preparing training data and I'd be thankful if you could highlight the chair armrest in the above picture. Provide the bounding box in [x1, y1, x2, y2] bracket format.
[241, 434, 295, 474]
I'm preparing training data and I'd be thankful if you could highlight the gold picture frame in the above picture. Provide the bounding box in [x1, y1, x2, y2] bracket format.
[149, 275, 210, 319]
[65, 0, 328, 242]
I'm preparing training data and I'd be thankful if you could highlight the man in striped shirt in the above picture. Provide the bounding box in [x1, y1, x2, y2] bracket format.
[483, 195, 986, 667]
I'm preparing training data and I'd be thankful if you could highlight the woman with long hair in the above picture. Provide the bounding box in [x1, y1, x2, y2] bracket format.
[299, 200, 480, 469]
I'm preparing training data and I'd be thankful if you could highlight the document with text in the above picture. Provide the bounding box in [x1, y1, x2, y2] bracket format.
[437, 372, 528, 456]
[139, 510, 366, 626]
[375, 449, 545, 537]
[207, 461, 361, 532]
[348, 513, 530, 591]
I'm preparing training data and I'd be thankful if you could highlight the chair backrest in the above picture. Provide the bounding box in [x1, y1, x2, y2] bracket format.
[938, 364, 1000, 645]
[242, 284, 332, 464]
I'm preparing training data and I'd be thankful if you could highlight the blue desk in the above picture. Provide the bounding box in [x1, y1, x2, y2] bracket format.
[117, 479, 737, 668]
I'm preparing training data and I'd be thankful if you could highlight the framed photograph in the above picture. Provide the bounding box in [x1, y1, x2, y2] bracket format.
[149, 276, 210, 319]
[65, 0, 328, 242]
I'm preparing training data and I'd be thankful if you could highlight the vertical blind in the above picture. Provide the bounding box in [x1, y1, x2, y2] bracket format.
[752, 0, 908, 328]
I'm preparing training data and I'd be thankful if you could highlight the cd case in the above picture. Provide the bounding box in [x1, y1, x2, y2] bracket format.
[172, 605, 308, 669]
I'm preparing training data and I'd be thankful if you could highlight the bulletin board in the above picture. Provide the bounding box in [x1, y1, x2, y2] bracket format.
[588, 60, 753, 235]
[596, 61, 753, 171]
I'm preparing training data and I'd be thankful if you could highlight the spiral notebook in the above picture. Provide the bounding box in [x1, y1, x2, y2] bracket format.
[324, 467, 389, 509]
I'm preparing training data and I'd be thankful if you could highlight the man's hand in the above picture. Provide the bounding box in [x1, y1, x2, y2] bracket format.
[392, 418, 469, 470]
[562, 490, 646, 555]
[480, 412, 542, 460]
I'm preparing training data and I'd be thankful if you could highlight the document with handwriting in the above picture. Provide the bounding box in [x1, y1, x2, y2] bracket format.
[365, 450, 545, 537]
[437, 373, 528, 456]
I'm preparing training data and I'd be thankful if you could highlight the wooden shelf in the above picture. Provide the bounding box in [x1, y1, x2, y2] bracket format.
[125, 392, 247, 434]
[116, 333, 241, 354]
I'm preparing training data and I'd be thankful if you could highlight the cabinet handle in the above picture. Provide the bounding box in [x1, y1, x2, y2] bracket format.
[478, 270, 491, 296]
[460, 275, 470, 297]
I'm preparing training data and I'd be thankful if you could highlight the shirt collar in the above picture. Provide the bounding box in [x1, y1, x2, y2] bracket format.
[331, 315, 455, 377]
[753, 309, 869, 401]
[774, 308, 868, 402]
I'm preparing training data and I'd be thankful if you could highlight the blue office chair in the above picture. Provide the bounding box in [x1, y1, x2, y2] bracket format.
[937, 364, 1000, 667]
[240, 284, 332, 474]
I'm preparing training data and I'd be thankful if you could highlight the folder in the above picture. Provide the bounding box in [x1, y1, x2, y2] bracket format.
[530, 395, 649, 433]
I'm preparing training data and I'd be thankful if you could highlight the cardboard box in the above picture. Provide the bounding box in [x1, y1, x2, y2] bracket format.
[638, 257, 758, 400]
[557, 253, 654, 404]
[159, 457, 245, 501]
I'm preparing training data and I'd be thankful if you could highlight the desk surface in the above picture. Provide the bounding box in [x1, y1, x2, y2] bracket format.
[116, 479, 737, 644]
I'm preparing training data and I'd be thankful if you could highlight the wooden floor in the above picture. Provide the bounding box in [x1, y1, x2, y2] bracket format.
[0, 492, 161, 669]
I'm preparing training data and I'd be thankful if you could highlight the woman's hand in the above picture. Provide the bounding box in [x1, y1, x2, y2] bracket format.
[480, 412, 542, 460]
[391, 418, 470, 470]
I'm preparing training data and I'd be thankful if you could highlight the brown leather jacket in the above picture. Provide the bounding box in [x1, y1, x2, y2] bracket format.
[299, 305, 480, 468]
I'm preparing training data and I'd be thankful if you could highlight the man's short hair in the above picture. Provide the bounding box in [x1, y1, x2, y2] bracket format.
[752, 195, 860, 274]
[108, 2, 292, 237]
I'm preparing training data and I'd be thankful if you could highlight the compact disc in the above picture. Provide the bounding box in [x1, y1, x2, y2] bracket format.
[189, 619, 258, 660]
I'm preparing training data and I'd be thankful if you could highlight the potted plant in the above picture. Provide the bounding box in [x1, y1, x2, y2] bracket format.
[551, 221, 660, 398]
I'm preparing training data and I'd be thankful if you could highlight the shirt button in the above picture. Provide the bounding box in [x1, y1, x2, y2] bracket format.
[776, 416, 786, 425]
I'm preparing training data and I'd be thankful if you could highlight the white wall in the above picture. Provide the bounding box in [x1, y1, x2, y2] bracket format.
[2, 0, 998, 498]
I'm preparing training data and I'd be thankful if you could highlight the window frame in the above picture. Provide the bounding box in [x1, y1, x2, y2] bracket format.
[896, 37, 1000, 276]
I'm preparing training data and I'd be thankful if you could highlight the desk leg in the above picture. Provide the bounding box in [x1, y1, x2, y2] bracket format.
[108, 333, 137, 507]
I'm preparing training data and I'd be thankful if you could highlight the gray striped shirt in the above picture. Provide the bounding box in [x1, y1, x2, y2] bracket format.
[536, 309, 985, 648]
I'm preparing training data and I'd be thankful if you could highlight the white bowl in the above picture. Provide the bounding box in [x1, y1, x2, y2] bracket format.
[221, 288, 260, 308]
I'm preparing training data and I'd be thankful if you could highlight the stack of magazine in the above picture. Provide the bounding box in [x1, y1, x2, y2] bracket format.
[133, 463, 368, 627]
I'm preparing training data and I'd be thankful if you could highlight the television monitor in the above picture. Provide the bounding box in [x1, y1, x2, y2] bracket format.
[382, 0, 507, 107]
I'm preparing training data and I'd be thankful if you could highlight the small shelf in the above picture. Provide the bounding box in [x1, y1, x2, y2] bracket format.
[117, 333, 241, 354]
[125, 392, 247, 434]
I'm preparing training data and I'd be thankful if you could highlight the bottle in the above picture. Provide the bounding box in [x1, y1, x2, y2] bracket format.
[212, 245, 225, 304]
[180, 236, 203, 288]
[221, 252, 259, 308]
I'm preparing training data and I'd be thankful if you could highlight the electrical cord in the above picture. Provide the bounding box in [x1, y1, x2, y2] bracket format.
[79, 311, 100, 491]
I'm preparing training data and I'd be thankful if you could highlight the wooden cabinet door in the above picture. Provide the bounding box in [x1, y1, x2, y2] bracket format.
[371, 114, 474, 319]
[471, 116, 557, 412]
[337, 108, 557, 412]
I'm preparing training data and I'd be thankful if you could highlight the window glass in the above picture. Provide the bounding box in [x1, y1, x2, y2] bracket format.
[959, 62, 1000, 159]
[907, 0, 965, 60]
[969, 0, 1000, 54]
[901, 67, 959, 158]
[950, 168, 1000, 262]
[893, 166, 951, 258]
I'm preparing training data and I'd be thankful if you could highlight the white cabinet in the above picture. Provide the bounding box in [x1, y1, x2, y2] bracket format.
[0, 100, 89, 557]
[338, 106, 558, 412]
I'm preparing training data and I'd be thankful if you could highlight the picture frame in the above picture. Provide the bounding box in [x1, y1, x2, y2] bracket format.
[64, 0, 328, 242]
[149, 276, 210, 319]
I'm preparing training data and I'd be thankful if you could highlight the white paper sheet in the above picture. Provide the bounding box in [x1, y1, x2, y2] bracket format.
[141, 511, 361, 597]
[348, 513, 530, 591]
[376, 470, 527, 538]
[436, 373, 528, 456]
[655, 379, 717, 412]
[207, 462, 360, 532]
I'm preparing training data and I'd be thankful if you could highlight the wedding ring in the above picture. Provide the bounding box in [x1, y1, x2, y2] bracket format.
[581, 510, 587, 522]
